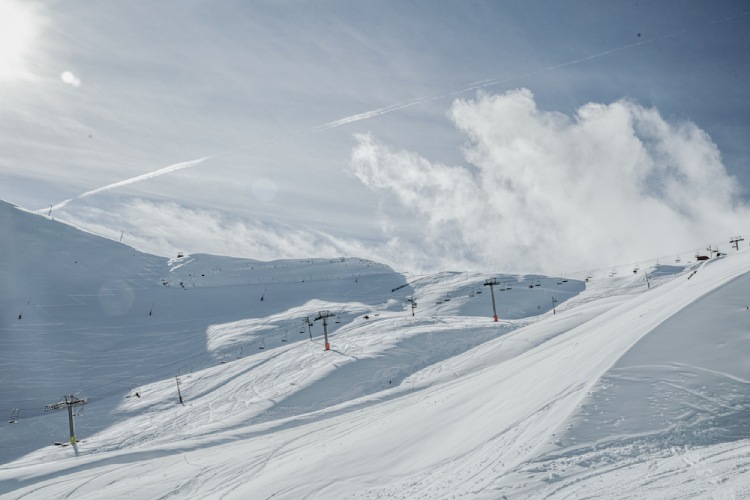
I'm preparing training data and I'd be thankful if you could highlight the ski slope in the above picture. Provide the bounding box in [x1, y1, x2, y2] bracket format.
[1, 199, 749, 499]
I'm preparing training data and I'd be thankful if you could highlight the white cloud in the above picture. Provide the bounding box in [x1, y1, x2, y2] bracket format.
[56, 198, 379, 265]
[349, 89, 750, 274]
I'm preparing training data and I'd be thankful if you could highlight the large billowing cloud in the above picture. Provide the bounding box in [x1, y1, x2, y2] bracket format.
[350, 89, 750, 274]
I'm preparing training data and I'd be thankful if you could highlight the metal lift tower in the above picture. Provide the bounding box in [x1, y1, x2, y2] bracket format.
[314, 310, 336, 350]
[484, 278, 500, 322]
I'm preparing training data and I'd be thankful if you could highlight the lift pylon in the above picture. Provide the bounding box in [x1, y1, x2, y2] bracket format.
[314, 310, 336, 350]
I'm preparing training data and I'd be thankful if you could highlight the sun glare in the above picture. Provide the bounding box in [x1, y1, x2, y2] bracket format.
[0, 0, 38, 81]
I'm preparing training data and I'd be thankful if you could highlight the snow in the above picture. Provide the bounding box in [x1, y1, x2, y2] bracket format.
[1, 199, 749, 498]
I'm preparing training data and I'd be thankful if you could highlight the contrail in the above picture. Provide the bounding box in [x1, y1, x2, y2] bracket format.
[41, 155, 213, 213]
[311, 96, 439, 132]
[312, 39, 656, 132]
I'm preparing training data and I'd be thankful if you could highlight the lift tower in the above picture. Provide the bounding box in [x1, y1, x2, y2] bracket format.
[484, 278, 500, 322]
[314, 310, 336, 351]
[45, 395, 87, 445]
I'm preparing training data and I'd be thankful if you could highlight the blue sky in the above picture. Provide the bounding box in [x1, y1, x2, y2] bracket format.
[2, 0, 749, 273]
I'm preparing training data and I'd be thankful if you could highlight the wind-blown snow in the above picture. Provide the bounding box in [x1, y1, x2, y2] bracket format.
[1, 199, 749, 499]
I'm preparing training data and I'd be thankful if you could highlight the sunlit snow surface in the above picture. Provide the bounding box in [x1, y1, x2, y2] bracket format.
[1, 200, 749, 499]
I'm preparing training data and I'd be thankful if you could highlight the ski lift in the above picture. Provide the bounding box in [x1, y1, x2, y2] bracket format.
[633, 265, 639, 274]
[8, 409, 19, 424]
[675, 255, 681, 263]
[259, 339, 265, 349]
[282, 332, 288, 342]
[535, 279, 541, 287]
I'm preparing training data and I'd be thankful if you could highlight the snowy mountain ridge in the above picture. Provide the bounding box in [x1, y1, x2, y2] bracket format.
[1, 199, 749, 499]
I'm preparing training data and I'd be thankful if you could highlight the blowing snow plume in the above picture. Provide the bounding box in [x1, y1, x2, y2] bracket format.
[350, 89, 750, 274]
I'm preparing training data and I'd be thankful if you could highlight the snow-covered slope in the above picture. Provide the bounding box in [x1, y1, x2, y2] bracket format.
[1, 199, 749, 499]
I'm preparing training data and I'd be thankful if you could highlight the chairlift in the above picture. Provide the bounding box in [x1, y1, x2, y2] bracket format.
[535, 279, 541, 287]
[8, 409, 19, 424]
[281, 333, 288, 342]
[259, 339, 265, 350]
